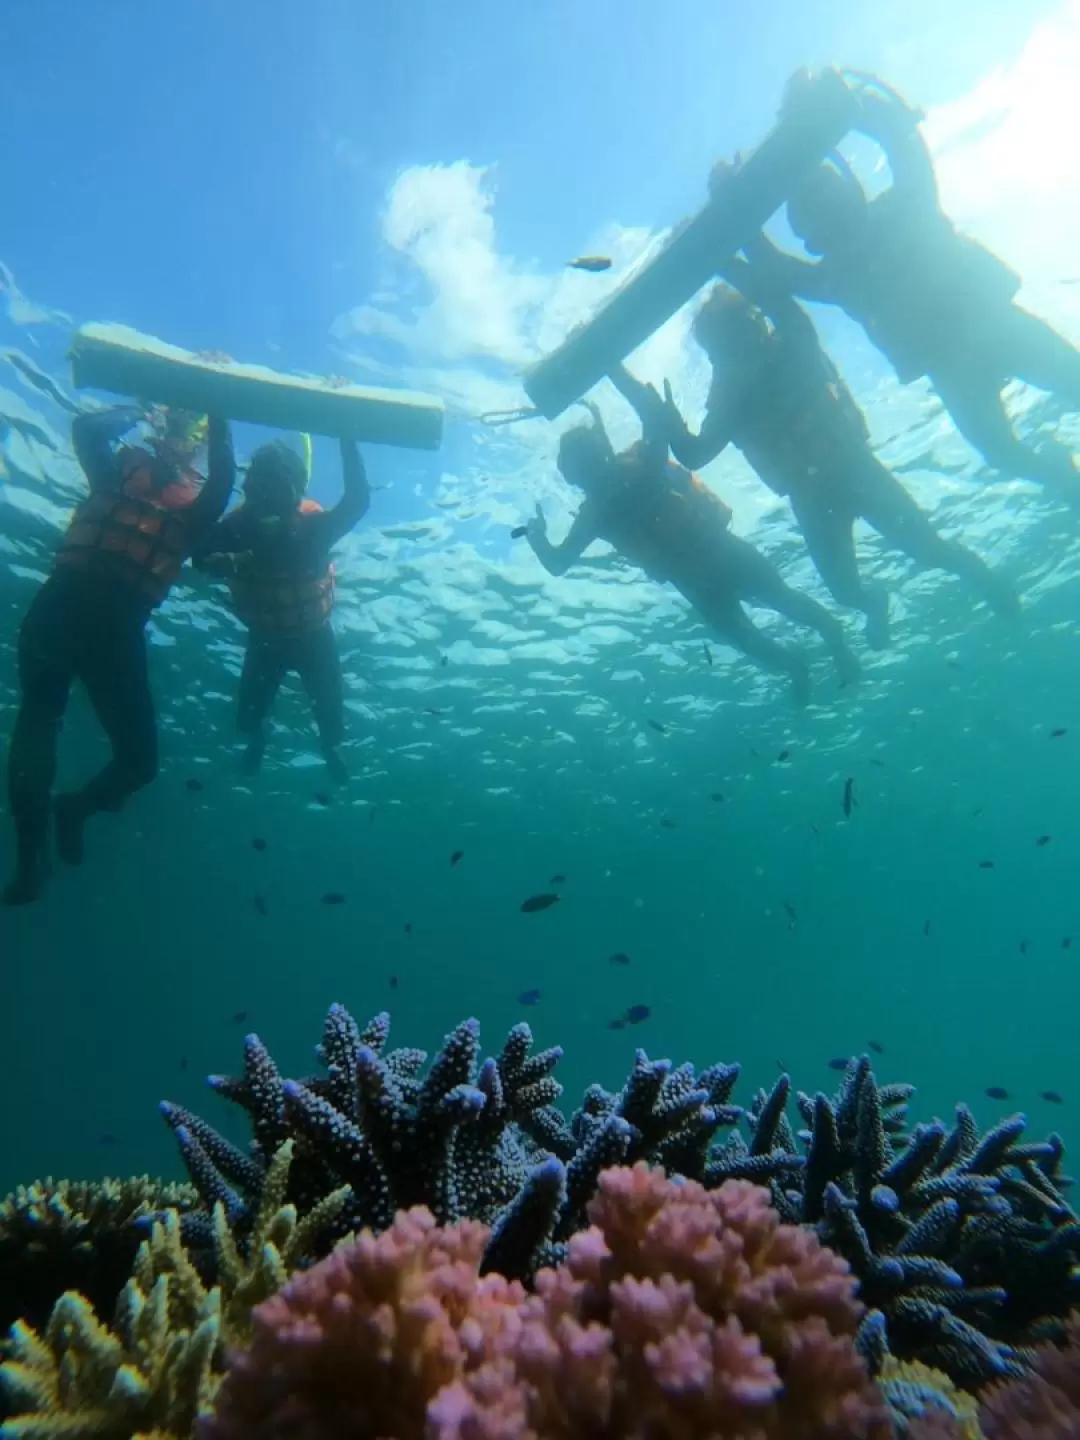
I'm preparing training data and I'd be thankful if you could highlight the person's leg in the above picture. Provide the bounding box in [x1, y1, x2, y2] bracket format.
[296, 625, 348, 782]
[4, 588, 76, 904]
[54, 614, 159, 865]
[854, 456, 1019, 616]
[789, 490, 891, 649]
[932, 368, 1080, 502]
[1001, 304, 1080, 408]
[236, 635, 287, 775]
[685, 581, 814, 706]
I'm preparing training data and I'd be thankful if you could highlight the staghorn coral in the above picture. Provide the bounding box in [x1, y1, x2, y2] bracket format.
[203, 1162, 891, 1440]
[0, 1175, 199, 1349]
[0, 1144, 349, 1439]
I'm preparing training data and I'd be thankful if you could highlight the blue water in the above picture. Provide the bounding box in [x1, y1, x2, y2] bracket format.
[3, 6, 1080, 1224]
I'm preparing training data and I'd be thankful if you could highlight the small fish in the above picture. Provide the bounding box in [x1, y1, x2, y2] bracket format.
[946, 657, 963, 671]
[549, 873, 567, 885]
[450, 850, 464, 867]
[710, 792, 725, 803]
[985, 1086, 1009, 1101]
[810, 822, 821, 836]
[424, 707, 446, 716]
[869, 758, 886, 769]
[1051, 728, 1068, 737]
[971, 806, 984, 818]
[783, 901, 797, 923]
[703, 642, 713, 666]
[923, 919, 931, 937]
[777, 749, 790, 763]
[231, 1010, 248, 1025]
[389, 975, 399, 990]
[252, 837, 267, 852]
[828, 1058, 850, 1071]
[843, 777, 855, 817]
[518, 988, 542, 1006]
[1036, 835, 1052, 847]
[253, 895, 268, 916]
[1064, 937, 1073, 950]
[510, 525, 527, 539]
[97, 1133, 117, 1147]
[1041, 1090, 1064, 1104]
[978, 860, 995, 870]
[648, 719, 667, 734]
[1020, 940, 1028, 954]
[868, 1040, 885, 1055]
[607, 1018, 628, 1031]
[186, 778, 204, 792]
[659, 817, 677, 829]
[521, 893, 560, 913]
[314, 792, 332, 807]
[625, 1004, 651, 1025]
[568, 255, 612, 272]
[608, 952, 631, 966]
[441, 655, 449, 667]
[179, 1056, 188, 1072]
[322, 892, 347, 905]
[404, 923, 413, 935]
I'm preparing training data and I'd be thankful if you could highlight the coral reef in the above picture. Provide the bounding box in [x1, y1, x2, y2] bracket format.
[980, 1310, 1080, 1439]
[878, 1357, 981, 1438]
[203, 1162, 891, 1440]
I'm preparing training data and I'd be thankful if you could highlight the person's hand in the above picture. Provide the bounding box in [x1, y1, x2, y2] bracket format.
[780, 66, 853, 126]
[525, 504, 547, 546]
[707, 156, 742, 203]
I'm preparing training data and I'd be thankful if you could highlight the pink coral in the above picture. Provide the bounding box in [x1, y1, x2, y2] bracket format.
[979, 1311, 1080, 1440]
[203, 1163, 891, 1440]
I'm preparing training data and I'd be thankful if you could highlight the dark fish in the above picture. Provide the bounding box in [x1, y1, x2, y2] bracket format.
[450, 850, 464, 866]
[648, 719, 667, 734]
[322, 892, 346, 905]
[659, 817, 677, 829]
[1051, 728, 1068, 737]
[978, 860, 995, 869]
[521, 893, 560, 913]
[254, 895, 268, 916]
[404, 923, 413, 935]
[946, 657, 963, 670]
[518, 988, 542, 1006]
[985, 1086, 1009, 1101]
[1064, 937, 1073, 950]
[625, 1004, 651, 1025]
[923, 919, 931, 937]
[252, 837, 267, 852]
[870, 758, 885, 768]
[810, 822, 821, 836]
[314, 792, 332, 807]
[972, 806, 984, 817]
[1020, 940, 1028, 954]
[783, 901, 797, 923]
[510, 526, 527, 539]
[389, 975, 399, 990]
[607, 1018, 628, 1031]
[828, 1058, 850, 1071]
[549, 873, 567, 884]
[710, 792, 725, 803]
[231, 1010, 248, 1025]
[843, 777, 855, 817]
[186, 778, 204, 792]
[97, 1133, 117, 1147]
[868, 1040, 885, 1055]
[179, 1056, 188, 1072]
[1041, 1090, 1064, 1104]
[1036, 835, 1052, 847]
[703, 642, 713, 666]
[569, 255, 612, 272]
[608, 952, 631, 966]
[424, 707, 446, 716]
[777, 749, 790, 763]
[441, 655, 449, 667]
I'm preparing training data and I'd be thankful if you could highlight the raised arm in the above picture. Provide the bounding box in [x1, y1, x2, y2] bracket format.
[664, 380, 736, 472]
[608, 363, 670, 470]
[186, 416, 236, 531]
[525, 503, 600, 578]
[70, 404, 145, 491]
[722, 253, 821, 354]
[302, 439, 372, 551]
[853, 83, 938, 210]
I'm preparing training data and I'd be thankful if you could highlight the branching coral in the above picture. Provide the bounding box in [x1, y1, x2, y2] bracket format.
[203, 1162, 891, 1440]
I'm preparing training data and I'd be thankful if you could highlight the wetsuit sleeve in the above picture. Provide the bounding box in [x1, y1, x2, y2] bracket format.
[722, 255, 819, 353]
[744, 232, 835, 304]
[190, 511, 249, 567]
[187, 416, 236, 531]
[665, 382, 735, 471]
[854, 89, 938, 209]
[70, 405, 145, 491]
[528, 503, 600, 577]
[303, 439, 372, 551]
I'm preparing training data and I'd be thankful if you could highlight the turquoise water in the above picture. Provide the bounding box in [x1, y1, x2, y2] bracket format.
[3, 292, 1080, 1204]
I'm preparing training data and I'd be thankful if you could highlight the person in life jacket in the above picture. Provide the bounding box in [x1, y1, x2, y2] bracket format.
[662, 265, 1018, 649]
[3, 404, 235, 907]
[523, 365, 859, 706]
[193, 435, 370, 781]
[740, 68, 1080, 504]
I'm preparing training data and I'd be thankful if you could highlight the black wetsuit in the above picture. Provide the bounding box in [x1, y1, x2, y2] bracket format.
[194, 441, 368, 771]
[668, 262, 1014, 642]
[4, 409, 234, 902]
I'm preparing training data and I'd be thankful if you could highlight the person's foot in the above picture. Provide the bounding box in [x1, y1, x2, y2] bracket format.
[3, 864, 44, 906]
[323, 747, 349, 785]
[54, 795, 86, 867]
[864, 593, 891, 651]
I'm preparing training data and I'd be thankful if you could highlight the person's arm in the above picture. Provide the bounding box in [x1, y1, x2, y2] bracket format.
[302, 439, 372, 551]
[525, 503, 599, 578]
[853, 85, 938, 209]
[186, 416, 236, 530]
[70, 404, 145, 491]
[664, 381, 736, 471]
[609, 364, 668, 469]
[190, 511, 251, 573]
[743, 231, 834, 302]
[722, 254, 820, 355]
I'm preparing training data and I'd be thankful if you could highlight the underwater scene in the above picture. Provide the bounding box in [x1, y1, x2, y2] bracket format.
[4, 1, 1080, 1435]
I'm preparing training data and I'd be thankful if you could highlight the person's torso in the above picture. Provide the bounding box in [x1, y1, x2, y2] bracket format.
[54, 446, 202, 608]
[824, 193, 1022, 382]
[227, 499, 335, 637]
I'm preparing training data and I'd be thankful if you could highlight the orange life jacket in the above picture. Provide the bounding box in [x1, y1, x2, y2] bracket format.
[54, 446, 203, 606]
[599, 446, 733, 578]
[228, 497, 336, 637]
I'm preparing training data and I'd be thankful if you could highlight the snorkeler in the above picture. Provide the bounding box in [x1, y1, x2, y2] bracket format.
[3, 405, 235, 906]
[524, 365, 859, 705]
[194, 437, 369, 781]
[662, 260, 1018, 647]
[741, 67, 1080, 502]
